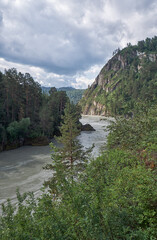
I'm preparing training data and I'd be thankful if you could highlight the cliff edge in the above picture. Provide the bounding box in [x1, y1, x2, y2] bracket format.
[80, 37, 157, 116]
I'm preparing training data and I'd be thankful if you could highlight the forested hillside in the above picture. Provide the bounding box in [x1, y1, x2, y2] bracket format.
[0, 69, 69, 151]
[80, 36, 157, 116]
[42, 86, 85, 104]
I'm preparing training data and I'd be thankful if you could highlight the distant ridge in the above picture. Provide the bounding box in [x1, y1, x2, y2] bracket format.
[41, 86, 74, 92]
[42, 86, 85, 104]
[58, 87, 75, 91]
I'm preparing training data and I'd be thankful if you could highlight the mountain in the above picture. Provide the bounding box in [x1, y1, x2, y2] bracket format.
[42, 86, 85, 104]
[42, 86, 74, 93]
[80, 36, 157, 116]
[58, 87, 75, 91]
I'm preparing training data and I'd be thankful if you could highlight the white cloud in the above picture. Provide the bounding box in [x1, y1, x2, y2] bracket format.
[72, 76, 93, 89]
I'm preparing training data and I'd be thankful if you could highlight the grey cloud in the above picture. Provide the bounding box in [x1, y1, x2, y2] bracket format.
[110, 0, 157, 15]
[135, 0, 157, 11]
[0, 11, 3, 26]
[0, 0, 122, 75]
[0, 0, 157, 88]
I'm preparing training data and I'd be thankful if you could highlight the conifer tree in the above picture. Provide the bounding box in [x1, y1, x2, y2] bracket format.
[44, 101, 93, 196]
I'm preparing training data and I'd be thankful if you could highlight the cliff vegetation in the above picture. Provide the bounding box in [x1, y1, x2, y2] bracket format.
[80, 36, 157, 116]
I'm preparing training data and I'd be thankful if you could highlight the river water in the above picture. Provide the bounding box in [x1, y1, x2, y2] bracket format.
[0, 116, 113, 207]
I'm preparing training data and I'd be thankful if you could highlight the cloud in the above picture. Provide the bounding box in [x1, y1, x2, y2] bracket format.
[0, 10, 3, 27]
[0, 0, 157, 88]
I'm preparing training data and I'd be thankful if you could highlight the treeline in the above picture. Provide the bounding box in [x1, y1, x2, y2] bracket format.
[117, 36, 157, 53]
[0, 68, 69, 151]
[137, 36, 157, 52]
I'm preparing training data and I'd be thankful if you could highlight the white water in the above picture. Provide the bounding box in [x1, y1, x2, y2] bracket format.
[0, 116, 113, 207]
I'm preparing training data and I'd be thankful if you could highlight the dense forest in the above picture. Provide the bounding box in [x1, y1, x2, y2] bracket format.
[80, 36, 157, 116]
[0, 68, 71, 151]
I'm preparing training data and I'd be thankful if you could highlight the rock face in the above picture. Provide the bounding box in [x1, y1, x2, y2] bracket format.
[91, 50, 136, 91]
[79, 44, 157, 116]
[83, 101, 106, 116]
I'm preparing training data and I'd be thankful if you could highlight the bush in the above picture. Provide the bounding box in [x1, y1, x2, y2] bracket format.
[7, 118, 30, 142]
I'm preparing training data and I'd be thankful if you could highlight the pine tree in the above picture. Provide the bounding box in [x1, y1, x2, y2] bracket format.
[44, 101, 93, 197]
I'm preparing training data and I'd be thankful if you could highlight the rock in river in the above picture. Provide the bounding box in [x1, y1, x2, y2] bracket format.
[81, 123, 95, 131]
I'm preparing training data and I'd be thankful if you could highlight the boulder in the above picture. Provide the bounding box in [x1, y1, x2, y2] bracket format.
[81, 123, 95, 131]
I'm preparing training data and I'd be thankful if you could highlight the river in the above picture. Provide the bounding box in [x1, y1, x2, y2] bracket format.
[0, 116, 113, 207]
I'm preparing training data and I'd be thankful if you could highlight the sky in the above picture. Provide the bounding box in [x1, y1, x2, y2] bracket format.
[0, 0, 157, 89]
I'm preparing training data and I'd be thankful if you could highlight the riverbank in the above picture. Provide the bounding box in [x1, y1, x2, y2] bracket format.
[0, 135, 50, 152]
[0, 116, 112, 206]
[0, 118, 98, 152]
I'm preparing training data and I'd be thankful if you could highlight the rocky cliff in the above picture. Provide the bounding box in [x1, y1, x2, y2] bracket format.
[80, 37, 157, 116]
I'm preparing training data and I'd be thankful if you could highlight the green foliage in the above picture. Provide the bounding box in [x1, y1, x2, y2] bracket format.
[7, 118, 30, 141]
[80, 36, 157, 116]
[7, 121, 20, 141]
[1, 100, 157, 238]
[0, 68, 42, 146]
[0, 70, 69, 149]
[104, 59, 157, 115]
[0, 125, 7, 145]
[18, 118, 31, 137]
[1, 149, 157, 239]
[39, 104, 54, 136]
[137, 36, 157, 52]
[1, 38, 157, 238]
[42, 86, 85, 104]
[65, 89, 85, 104]
[107, 105, 157, 152]
[44, 101, 93, 196]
